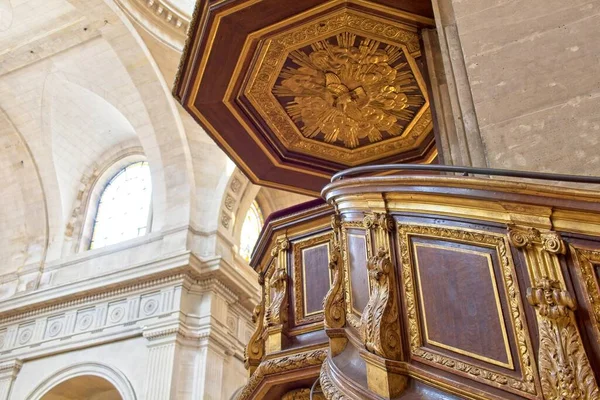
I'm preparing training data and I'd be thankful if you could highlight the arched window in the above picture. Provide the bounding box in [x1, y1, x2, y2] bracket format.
[90, 161, 152, 249]
[239, 200, 264, 262]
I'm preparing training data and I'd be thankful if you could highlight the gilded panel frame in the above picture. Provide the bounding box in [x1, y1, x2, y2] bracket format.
[411, 242, 514, 369]
[569, 245, 600, 344]
[243, 9, 433, 167]
[397, 223, 538, 397]
[341, 220, 372, 330]
[292, 233, 334, 326]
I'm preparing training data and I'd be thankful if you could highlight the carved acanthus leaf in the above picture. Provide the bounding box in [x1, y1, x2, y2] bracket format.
[360, 247, 402, 360]
[244, 273, 266, 371]
[320, 360, 349, 400]
[265, 239, 289, 327]
[323, 240, 345, 329]
[527, 279, 599, 400]
[237, 348, 327, 400]
[324, 215, 346, 330]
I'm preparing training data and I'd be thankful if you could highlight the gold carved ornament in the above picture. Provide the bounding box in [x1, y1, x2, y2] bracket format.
[360, 213, 402, 361]
[265, 239, 290, 327]
[527, 279, 599, 400]
[323, 215, 346, 330]
[293, 232, 333, 326]
[282, 388, 325, 400]
[508, 226, 600, 400]
[244, 272, 266, 373]
[398, 224, 537, 395]
[320, 361, 348, 400]
[570, 246, 600, 342]
[273, 33, 424, 150]
[236, 348, 327, 400]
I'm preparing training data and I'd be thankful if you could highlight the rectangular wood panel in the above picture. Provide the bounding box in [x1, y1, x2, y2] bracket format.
[413, 241, 512, 369]
[348, 233, 369, 314]
[302, 243, 331, 316]
[292, 232, 333, 327]
[397, 222, 537, 397]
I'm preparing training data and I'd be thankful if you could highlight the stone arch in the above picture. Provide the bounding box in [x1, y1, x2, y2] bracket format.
[217, 169, 251, 249]
[41, 72, 140, 235]
[65, 0, 197, 234]
[0, 106, 47, 293]
[63, 143, 146, 255]
[216, 168, 316, 261]
[27, 362, 137, 400]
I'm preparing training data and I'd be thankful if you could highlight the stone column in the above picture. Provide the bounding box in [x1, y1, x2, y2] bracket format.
[0, 359, 21, 400]
[426, 0, 487, 167]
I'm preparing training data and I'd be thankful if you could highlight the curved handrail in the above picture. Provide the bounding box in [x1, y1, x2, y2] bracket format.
[330, 164, 600, 184]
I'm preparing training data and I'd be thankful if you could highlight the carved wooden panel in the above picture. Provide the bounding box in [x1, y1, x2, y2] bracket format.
[343, 226, 370, 329]
[397, 223, 538, 398]
[568, 242, 600, 369]
[413, 240, 513, 369]
[292, 233, 333, 326]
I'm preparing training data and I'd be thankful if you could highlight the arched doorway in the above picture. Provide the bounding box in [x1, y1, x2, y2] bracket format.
[40, 375, 122, 400]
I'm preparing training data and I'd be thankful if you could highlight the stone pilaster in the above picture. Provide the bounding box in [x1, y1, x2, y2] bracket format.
[143, 327, 182, 400]
[0, 359, 22, 400]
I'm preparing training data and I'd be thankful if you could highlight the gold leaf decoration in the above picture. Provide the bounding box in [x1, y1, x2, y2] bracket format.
[266, 239, 289, 327]
[244, 272, 265, 372]
[320, 360, 349, 400]
[570, 246, 600, 344]
[360, 247, 402, 360]
[273, 33, 424, 149]
[236, 348, 327, 400]
[324, 215, 346, 329]
[527, 278, 600, 400]
[397, 224, 537, 395]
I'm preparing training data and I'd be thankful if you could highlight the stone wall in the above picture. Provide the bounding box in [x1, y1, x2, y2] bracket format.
[433, 0, 600, 175]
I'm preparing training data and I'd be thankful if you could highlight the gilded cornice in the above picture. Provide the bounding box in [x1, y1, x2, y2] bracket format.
[323, 175, 600, 237]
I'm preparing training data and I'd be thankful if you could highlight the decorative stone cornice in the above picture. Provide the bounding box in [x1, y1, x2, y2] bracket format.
[114, 0, 191, 51]
[0, 359, 22, 379]
[0, 251, 259, 325]
[0, 272, 193, 325]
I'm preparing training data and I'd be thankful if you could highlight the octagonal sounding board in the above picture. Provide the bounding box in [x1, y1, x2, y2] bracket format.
[174, 0, 438, 195]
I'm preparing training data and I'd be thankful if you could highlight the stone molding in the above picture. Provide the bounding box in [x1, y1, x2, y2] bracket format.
[114, 0, 191, 51]
[0, 255, 257, 365]
[0, 359, 21, 380]
[0, 249, 258, 322]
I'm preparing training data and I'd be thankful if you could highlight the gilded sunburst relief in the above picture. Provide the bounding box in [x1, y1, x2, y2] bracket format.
[273, 33, 425, 149]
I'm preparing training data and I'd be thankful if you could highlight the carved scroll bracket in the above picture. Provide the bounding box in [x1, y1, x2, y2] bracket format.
[244, 272, 266, 376]
[265, 237, 290, 353]
[360, 212, 406, 398]
[324, 214, 347, 355]
[508, 225, 600, 400]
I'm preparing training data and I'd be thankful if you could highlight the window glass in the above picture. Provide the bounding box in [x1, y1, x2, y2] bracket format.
[239, 200, 264, 262]
[90, 161, 152, 249]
